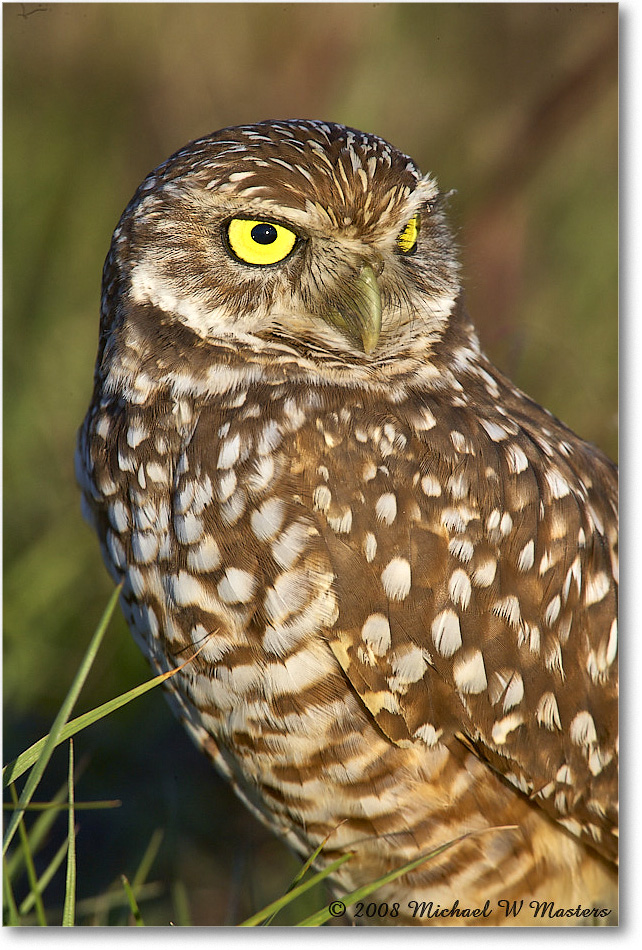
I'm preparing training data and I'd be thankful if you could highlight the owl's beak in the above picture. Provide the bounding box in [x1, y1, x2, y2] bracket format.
[325, 263, 382, 354]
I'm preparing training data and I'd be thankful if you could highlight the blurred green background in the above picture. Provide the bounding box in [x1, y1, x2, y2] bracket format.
[3, 2, 617, 926]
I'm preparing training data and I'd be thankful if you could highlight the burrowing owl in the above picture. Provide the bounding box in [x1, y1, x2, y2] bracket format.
[76, 120, 617, 925]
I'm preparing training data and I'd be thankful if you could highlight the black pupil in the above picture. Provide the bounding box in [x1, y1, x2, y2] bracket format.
[251, 223, 278, 245]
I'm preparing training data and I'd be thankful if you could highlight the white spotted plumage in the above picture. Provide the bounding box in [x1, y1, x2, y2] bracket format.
[77, 120, 618, 926]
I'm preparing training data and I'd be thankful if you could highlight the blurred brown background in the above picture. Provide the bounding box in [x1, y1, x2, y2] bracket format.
[3, 2, 617, 925]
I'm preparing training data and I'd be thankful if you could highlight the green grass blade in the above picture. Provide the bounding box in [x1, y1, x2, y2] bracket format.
[3, 853, 21, 926]
[4, 639, 193, 788]
[19, 835, 69, 917]
[261, 828, 340, 926]
[299, 838, 462, 926]
[238, 852, 354, 926]
[285, 831, 335, 891]
[110, 829, 164, 925]
[121, 875, 144, 926]
[2, 584, 121, 854]
[171, 879, 192, 927]
[297, 825, 518, 926]
[3, 799, 121, 812]
[9, 781, 47, 925]
[5, 780, 68, 880]
[62, 740, 76, 926]
[132, 828, 164, 890]
[73, 881, 163, 922]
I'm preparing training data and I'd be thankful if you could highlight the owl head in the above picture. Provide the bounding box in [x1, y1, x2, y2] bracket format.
[102, 121, 462, 385]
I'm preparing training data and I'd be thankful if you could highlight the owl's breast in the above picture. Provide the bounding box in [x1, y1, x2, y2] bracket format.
[78, 383, 373, 741]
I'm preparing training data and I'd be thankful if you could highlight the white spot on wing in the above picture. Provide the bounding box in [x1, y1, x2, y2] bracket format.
[441, 507, 472, 533]
[486, 510, 501, 532]
[492, 595, 521, 629]
[421, 474, 442, 497]
[539, 549, 555, 575]
[569, 710, 598, 748]
[544, 594, 561, 626]
[500, 512, 513, 536]
[327, 507, 352, 534]
[95, 414, 111, 441]
[413, 406, 437, 431]
[545, 467, 572, 499]
[174, 511, 204, 544]
[491, 712, 524, 745]
[361, 614, 391, 655]
[480, 419, 508, 442]
[169, 572, 214, 608]
[472, 558, 496, 588]
[363, 532, 377, 562]
[109, 500, 129, 533]
[413, 723, 443, 747]
[447, 472, 469, 500]
[431, 610, 462, 657]
[491, 669, 524, 711]
[217, 567, 257, 605]
[584, 571, 610, 607]
[450, 430, 473, 453]
[192, 476, 214, 514]
[146, 461, 169, 485]
[251, 497, 285, 541]
[562, 556, 582, 603]
[217, 433, 241, 469]
[265, 652, 324, 696]
[556, 764, 573, 784]
[453, 650, 487, 694]
[107, 530, 127, 569]
[271, 521, 309, 569]
[174, 479, 195, 515]
[381, 557, 412, 601]
[448, 538, 474, 563]
[313, 485, 332, 513]
[186, 536, 222, 572]
[587, 746, 613, 777]
[217, 469, 237, 503]
[257, 420, 282, 455]
[362, 460, 377, 482]
[126, 423, 148, 449]
[448, 569, 472, 609]
[505, 675, 524, 712]
[220, 490, 246, 526]
[388, 646, 428, 689]
[505, 443, 529, 474]
[536, 692, 562, 731]
[375, 492, 397, 525]
[247, 455, 275, 494]
[606, 618, 618, 666]
[517, 540, 535, 572]
[263, 570, 310, 624]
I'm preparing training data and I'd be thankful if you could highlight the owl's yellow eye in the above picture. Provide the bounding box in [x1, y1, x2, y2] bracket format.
[226, 218, 298, 266]
[396, 213, 420, 254]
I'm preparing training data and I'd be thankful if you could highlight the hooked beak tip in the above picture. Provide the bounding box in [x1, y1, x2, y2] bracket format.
[322, 262, 383, 355]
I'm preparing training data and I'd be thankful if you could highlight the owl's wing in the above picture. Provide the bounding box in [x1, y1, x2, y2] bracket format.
[296, 391, 618, 864]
